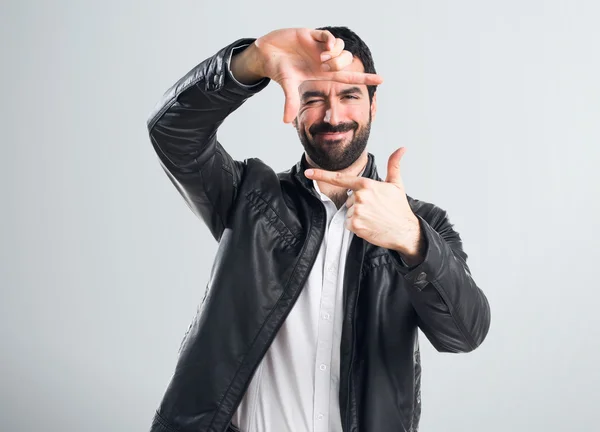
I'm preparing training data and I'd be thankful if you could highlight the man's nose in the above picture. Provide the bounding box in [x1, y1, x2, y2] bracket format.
[323, 101, 343, 125]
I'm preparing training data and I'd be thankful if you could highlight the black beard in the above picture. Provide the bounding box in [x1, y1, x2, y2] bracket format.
[296, 115, 372, 171]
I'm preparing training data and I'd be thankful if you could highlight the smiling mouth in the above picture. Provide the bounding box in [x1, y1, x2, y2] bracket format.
[315, 131, 350, 140]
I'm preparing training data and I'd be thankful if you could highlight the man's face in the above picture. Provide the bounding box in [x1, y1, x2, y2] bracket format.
[293, 58, 377, 171]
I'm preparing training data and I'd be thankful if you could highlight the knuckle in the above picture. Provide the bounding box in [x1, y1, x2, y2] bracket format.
[327, 49, 352, 65]
[338, 51, 353, 66]
[329, 57, 348, 71]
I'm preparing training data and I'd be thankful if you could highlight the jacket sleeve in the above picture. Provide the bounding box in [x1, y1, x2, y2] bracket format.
[146, 38, 270, 241]
[388, 206, 491, 353]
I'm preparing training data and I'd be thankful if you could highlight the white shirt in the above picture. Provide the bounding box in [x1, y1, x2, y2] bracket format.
[231, 179, 357, 432]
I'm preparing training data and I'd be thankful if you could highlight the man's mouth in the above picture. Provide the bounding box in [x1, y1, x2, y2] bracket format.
[315, 131, 350, 139]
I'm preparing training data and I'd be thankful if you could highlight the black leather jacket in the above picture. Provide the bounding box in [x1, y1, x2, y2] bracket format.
[147, 38, 491, 432]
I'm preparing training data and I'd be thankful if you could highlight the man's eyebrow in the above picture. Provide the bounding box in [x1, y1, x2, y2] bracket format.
[338, 87, 363, 96]
[301, 87, 364, 101]
[301, 90, 326, 101]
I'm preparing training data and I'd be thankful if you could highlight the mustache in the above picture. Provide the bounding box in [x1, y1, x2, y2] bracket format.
[309, 121, 358, 135]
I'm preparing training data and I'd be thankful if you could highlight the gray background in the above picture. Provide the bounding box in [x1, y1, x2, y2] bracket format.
[1, 0, 599, 431]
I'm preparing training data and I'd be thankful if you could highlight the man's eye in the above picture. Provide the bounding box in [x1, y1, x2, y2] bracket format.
[343, 95, 358, 100]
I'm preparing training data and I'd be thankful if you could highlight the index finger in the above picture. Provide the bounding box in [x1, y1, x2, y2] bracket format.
[304, 168, 368, 190]
[312, 70, 384, 86]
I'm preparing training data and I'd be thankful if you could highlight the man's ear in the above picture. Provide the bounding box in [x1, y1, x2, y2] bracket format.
[370, 92, 378, 122]
[293, 117, 298, 129]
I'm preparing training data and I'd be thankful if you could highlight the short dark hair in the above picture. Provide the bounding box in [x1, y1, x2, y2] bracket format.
[316, 26, 378, 103]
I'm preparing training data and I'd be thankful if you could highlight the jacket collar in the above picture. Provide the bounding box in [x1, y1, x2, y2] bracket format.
[293, 152, 380, 192]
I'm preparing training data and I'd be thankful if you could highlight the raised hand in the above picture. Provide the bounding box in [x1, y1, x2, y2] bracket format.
[233, 28, 384, 123]
[304, 147, 425, 265]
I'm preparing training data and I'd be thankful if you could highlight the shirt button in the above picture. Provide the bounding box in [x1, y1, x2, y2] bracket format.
[320, 364, 327, 371]
[328, 264, 336, 273]
[318, 413, 324, 420]
[323, 313, 330, 320]
[417, 272, 427, 281]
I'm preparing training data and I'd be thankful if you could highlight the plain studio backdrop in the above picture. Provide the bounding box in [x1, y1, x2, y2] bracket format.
[1, 1, 599, 431]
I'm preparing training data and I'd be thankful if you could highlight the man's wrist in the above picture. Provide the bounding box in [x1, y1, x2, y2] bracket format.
[393, 216, 425, 266]
[230, 42, 266, 85]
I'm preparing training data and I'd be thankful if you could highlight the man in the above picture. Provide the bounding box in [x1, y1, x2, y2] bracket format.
[147, 26, 491, 432]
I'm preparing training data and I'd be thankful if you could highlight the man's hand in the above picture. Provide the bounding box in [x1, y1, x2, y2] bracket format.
[305, 148, 425, 265]
[233, 28, 384, 123]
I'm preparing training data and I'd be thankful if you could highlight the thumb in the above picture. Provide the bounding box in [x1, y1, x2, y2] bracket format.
[386, 147, 406, 184]
[281, 79, 300, 123]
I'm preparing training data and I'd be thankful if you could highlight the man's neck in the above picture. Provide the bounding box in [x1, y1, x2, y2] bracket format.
[306, 151, 369, 208]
